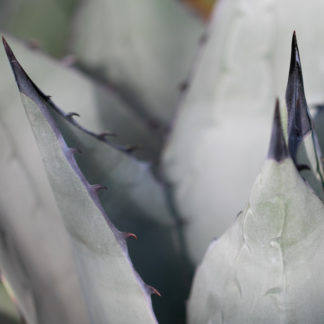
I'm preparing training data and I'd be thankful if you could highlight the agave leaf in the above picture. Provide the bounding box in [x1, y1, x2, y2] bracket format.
[70, 0, 204, 126]
[0, 35, 192, 324]
[35, 52, 194, 324]
[162, 0, 324, 264]
[0, 0, 79, 57]
[188, 103, 324, 324]
[3, 38, 159, 323]
[0, 34, 161, 162]
[0, 47, 90, 324]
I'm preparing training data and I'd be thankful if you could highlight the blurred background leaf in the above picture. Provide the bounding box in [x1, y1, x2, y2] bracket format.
[0, 280, 21, 324]
[182, 0, 216, 20]
[0, 0, 79, 57]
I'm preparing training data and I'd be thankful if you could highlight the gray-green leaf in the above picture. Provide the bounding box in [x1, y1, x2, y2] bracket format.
[70, 0, 204, 126]
[188, 104, 324, 324]
[2, 37, 158, 324]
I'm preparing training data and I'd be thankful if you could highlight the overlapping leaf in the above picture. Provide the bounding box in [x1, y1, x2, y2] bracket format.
[188, 102, 324, 324]
[70, 0, 204, 126]
[162, 0, 324, 264]
[2, 37, 160, 324]
[0, 36, 196, 324]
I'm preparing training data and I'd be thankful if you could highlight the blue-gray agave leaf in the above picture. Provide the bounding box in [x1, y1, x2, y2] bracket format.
[188, 102, 324, 324]
[48, 87, 194, 324]
[0, 34, 160, 162]
[0, 40, 89, 324]
[2, 37, 158, 324]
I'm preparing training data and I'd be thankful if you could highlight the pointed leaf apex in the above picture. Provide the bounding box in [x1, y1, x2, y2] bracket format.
[289, 31, 301, 74]
[2, 37, 48, 103]
[268, 99, 288, 162]
[285, 31, 311, 161]
[2, 36, 13, 59]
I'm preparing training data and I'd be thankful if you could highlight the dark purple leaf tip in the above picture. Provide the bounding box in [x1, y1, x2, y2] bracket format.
[268, 99, 288, 162]
[285, 31, 312, 161]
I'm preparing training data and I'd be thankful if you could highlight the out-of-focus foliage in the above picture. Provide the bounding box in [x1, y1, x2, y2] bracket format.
[70, 0, 205, 125]
[182, 0, 216, 20]
[0, 281, 20, 324]
[0, 0, 79, 57]
[2, 1, 324, 324]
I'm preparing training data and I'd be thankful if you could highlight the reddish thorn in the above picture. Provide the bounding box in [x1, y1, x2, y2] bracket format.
[91, 184, 107, 193]
[147, 285, 161, 297]
[98, 131, 116, 139]
[26, 39, 40, 50]
[61, 55, 77, 67]
[70, 147, 82, 154]
[124, 232, 138, 240]
[125, 145, 140, 153]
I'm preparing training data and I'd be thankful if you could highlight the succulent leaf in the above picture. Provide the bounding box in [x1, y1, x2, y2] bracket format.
[188, 102, 324, 324]
[162, 0, 324, 264]
[69, 0, 204, 126]
[0, 0, 79, 56]
[47, 86, 194, 324]
[2, 37, 158, 324]
[0, 34, 161, 161]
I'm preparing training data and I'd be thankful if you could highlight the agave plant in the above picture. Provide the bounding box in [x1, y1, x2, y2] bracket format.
[188, 33, 324, 323]
[2, 1, 324, 324]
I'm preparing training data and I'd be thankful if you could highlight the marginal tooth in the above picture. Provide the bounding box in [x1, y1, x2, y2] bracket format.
[98, 131, 116, 139]
[124, 145, 140, 153]
[123, 232, 138, 240]
[61, 55, 77, 67]
[268, 98, 288, 162]
[146, 285, 161, 297]
[66, 112, 80, 119]
[69, 147, 82, 155]
[26, 39, 40, 50]
[90, 184, 107, 193]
